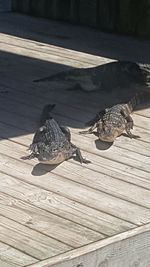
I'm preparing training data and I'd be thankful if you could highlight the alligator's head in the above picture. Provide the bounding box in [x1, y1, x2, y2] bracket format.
[98, 125, 121, 142]
[38, 148, 66, 165]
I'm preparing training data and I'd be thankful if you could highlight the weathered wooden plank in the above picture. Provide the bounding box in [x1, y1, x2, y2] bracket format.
[0, 82, 120, 121]
[1, 93, 150, 162]
[1, 81, 150, 151]
[25, 223, 150, 267]
[71, 133, 150, 172]
[0, 102, 150, 178]
[1, 121, 150, 197]
[0, 216, 71, 260]
[0, 89, 149, 189]
[0, 33, 109, 66]
[9, 138, 150, 189]
[0, 11, 149, 267]
[0, 41, 91, 68]
[0, 241, 37, 266]
[1, 138, 150, 210]
[0, 148, 150, 225]
[0, 171, 134, 235]
[0, 81, 149, 138]
[0, 192, 103, 247]
[1, 82, 150, 134]
[0, 66, 147, 120]
[0, 91, 149, 180]
[1, 93, 150, 149]
[0, 260, 16, 267]
[0, 87, 149, 154]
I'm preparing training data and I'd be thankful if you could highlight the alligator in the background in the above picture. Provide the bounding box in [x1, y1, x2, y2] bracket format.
[33, 61, 150, 92]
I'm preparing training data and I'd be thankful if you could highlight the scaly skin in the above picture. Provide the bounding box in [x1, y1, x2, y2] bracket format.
[79, 94, 144, 142]
[22, 104, 90, 164]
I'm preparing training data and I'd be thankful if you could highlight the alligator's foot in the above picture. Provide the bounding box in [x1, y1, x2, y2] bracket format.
[75, 147, 91, 164]
[21, 153, 36, 160]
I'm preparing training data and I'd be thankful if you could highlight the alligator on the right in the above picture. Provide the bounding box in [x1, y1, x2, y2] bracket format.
[79, 91, 150, 142]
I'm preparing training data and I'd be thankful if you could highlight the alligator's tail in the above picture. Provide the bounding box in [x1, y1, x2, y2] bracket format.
[33, 70, 71, 83]
[127, 90, 150, 113]
[85, 110, 106, 126]
[138, 63, 150, 87]
[40, 104, 56, 125]
[33, 68, 85, 83]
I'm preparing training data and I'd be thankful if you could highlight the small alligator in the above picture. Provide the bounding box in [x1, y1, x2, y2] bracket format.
[22, 104, 90, 164]
[33, 61, 150, 92]
[79, 92, 149, 142]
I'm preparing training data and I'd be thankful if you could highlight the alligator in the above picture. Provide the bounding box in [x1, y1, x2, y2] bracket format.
[22, 104, 90, 164]
[79, 92, 149, 142]
[33, 61, 150, 92]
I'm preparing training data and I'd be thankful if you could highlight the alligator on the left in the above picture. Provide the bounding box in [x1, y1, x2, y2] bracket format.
[22, 104, 90, 165]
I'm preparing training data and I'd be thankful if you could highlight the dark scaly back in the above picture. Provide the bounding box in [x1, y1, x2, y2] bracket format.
[40, 103, 66, 144]
[44, 119, 66, 144]
[31, 103, 66, 149]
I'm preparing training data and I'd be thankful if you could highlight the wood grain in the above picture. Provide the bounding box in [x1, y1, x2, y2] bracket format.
[0, 241, 37, 266]
[0, 216, 71, 260]
[0, 192, 103, 247]
[26, 223, 150, 267]
[1, 138, 150, 209]
[0, 169, 135, 235]
[0, 13, 150, 267]
[0, 148, 150, 226]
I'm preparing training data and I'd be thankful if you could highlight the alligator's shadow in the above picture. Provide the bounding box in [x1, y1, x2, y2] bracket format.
[31, 156, 87, 176]
[31, 163, 60, 176]
[87, 131, 114, 150]
[95, 139, 113, 150]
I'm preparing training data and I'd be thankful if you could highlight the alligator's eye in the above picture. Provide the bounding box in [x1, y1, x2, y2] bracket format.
[39, 126, 45, 132]
[52, 146, 58, 152]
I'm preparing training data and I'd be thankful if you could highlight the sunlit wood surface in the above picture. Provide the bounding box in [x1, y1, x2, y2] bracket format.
[0, 12, 150, 267]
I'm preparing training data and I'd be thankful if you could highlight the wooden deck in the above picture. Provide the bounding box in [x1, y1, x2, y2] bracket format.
[0, 13, 150, 267]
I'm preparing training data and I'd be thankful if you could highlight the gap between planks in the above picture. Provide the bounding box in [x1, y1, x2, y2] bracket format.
[1, 122, 150, 194]
[0, 169, 136, 235]
[0, 240, 38, 266]
[1, 138, 150, 211]
[0, 81, 150, 134]
[0, 143, 150, 226]
[0, 104, 149, 176]
[0, 33, 111, 66]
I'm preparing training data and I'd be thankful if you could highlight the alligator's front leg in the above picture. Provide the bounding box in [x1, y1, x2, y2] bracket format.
[85, 109, 106, 126]
[75, 147, 91, 164]
[125, 115, 140, 139]
[21, 153, 37, 160]
[79, 122, 97, 135]
[121, 109, 140, 139]
[71, 143, 91, 164]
